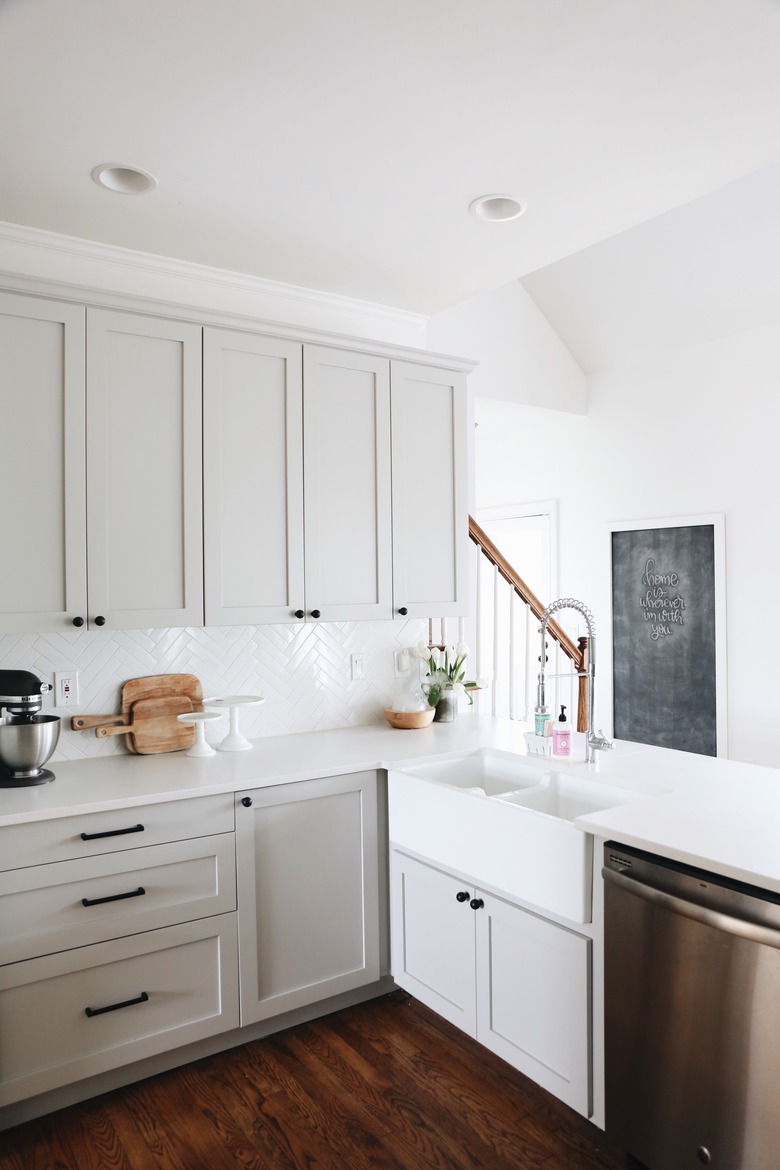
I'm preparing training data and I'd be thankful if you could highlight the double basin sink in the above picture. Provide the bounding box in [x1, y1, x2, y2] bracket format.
[388, 748, 659, 923]
[401, 748, 652, 819]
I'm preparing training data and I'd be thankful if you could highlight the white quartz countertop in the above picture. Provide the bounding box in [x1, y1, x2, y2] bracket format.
[0, 716, 537, 823]
[4, 716, 780, 895]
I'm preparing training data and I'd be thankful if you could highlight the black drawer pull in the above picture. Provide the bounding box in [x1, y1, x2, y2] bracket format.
[85, 990, 149, 1018]
[82, 886, 146, 908]
[80, 824, 144, 841]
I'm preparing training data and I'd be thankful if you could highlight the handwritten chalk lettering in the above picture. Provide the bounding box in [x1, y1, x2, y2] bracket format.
[638, 559, 686, 637]
[642, 559, 679, 588]
[640, 592, 686, 611]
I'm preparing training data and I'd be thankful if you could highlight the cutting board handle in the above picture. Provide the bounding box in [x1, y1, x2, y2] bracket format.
[71, 714, 127, 731]
[96, 724, 132, 739]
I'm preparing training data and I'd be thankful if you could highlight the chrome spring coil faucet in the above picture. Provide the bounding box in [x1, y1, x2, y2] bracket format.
[538, 598, 614, 763]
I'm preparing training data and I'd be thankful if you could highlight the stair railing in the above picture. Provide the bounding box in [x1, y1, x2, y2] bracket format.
[467, 515, 589, 732]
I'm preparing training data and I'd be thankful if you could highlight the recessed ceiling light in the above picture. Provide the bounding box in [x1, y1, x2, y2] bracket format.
[469, 194, 527, 222]
[91, 164, 158, 194]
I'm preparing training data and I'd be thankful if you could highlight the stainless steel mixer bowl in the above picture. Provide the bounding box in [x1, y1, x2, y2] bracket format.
[0, 714, 61, 777]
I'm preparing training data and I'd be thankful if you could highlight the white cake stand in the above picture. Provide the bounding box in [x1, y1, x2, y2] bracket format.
[177, 710, 223, 757]
[203, 695, 265, 751]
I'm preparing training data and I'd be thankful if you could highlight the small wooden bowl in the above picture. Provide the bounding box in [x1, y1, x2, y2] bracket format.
[384, 707, 436, 730]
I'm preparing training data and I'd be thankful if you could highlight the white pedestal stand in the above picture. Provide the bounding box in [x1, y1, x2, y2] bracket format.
[177, 710, 223, 757]
[204, 695, 265, 751]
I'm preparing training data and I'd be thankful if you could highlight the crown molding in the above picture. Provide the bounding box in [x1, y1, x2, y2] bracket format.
[0, 220, 429, 345]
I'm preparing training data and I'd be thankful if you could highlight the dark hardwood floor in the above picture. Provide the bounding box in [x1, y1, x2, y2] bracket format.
[0, 991, 634, 1170]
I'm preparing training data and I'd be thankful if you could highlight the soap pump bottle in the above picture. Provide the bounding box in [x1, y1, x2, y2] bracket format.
[552, 704, 571, 758]
[534, 704, 551, 737]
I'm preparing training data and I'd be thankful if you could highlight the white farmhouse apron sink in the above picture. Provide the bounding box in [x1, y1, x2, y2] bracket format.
[388, 748, 655, 924]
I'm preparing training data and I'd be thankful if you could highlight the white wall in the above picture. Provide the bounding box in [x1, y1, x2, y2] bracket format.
[426, 279, 587, 414]
[470, 320, 780, 767]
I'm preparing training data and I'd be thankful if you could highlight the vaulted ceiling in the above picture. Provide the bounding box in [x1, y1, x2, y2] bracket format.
[2, 0, 780, 317]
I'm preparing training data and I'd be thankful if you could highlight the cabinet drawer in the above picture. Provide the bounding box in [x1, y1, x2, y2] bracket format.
[0, 834, 236, 964]
[0, 793, 235, 871]
[0, 914, 239, 1106]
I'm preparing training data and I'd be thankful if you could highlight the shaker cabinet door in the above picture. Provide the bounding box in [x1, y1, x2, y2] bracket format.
[86, 309, 204, 629]
[0, 292, 87, 633]
[203, 328, 304, 624]
[236, 771, 380, 1025]
[302, 346, 393, 621]
[389, 850, 477, 1035]
[390, 361, 469, 618]
[475, 892, 591, 1114]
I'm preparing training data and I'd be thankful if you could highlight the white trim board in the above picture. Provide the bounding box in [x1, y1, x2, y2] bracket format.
[0, 220, 430, 349]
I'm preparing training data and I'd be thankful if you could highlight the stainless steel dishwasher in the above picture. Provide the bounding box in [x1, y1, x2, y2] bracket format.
[603, 841, 780, 1170]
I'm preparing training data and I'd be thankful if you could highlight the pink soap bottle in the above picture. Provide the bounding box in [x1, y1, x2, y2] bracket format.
[552, 704, 571, 758]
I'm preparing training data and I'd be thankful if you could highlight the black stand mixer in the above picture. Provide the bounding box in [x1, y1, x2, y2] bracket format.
[0, 670, 61, 787]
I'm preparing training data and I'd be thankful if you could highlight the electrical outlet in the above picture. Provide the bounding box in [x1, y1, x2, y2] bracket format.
[54, 670, 79, 706]
[350, 654, 366, 681]
[394, 649, 410, 676]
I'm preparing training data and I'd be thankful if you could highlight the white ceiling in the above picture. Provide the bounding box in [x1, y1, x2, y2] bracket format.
[2, 0, 780, 316]
[522, 159, 780, 373]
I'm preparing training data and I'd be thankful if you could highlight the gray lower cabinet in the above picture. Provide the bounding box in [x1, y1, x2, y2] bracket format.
[0, 916, 238, 1107]
[0, 794, 239, 1108]
[0, 774, 384, 1121]
[235, 771, 381, 1024]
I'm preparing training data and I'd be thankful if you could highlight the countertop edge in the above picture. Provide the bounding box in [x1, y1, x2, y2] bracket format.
[4, 719, 780, 894]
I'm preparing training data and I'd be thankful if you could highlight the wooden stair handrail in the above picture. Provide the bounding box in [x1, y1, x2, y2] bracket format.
[469, 516, 585, 670]
[469, 515, 589, 731]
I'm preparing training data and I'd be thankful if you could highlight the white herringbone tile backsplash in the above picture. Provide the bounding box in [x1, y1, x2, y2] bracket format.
[0, 619, 428, 763]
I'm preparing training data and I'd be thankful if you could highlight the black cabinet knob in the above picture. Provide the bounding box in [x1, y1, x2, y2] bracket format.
[241, 796, 253, 808]
[310, 609, 321, 619]
[294, 610, 305, 619]
[72, 616, 85, 628]
[94, 615, 106, 627]
[398, 607, 408, 616]
[470, 898, 484, 911]
[455, 890, 469, 903]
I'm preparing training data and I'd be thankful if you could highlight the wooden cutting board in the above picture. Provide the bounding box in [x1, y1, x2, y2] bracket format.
[95, 695, 196, 754]
[71, 674, 204, 754]
[119, 674, 203, 717]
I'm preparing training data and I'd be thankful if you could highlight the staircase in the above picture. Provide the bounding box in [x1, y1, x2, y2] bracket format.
[428, 517, 589, 732]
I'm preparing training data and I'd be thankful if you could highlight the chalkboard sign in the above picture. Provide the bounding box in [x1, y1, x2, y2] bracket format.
[610, 517, 726, 756]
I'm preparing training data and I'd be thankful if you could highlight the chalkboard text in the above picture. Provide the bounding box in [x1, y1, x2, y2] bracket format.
[640, 558, 686, 640]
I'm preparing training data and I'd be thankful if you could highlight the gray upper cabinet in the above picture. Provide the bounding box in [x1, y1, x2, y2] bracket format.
[1, 297, 203, 633]
[390, 361, 469, 618]
[86, 309, 204, 630]
[2, 292, 468, 635]
[302, 345, 393, 622]
[203, 328, 305, 625]
[0, 292, 87, 633]
[204, 332, 394, 624]
[204, 332, 468, 626]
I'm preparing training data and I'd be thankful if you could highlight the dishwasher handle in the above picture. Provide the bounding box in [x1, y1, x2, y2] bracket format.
[603, 865, 780, 951]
